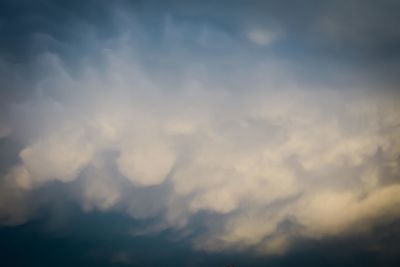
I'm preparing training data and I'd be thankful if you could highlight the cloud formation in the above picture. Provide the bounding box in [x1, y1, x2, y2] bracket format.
[0, 0, 399, 256]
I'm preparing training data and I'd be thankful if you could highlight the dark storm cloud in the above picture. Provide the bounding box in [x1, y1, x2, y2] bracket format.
[1, 0, 400, 59]
[0, 0, 399, 102]
[1, 210, 400, 266]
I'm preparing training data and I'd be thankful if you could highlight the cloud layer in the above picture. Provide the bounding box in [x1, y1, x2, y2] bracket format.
[0, 0, 400, 256]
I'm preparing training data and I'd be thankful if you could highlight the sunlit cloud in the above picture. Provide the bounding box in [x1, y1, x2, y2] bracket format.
[0, 1, 399, 262]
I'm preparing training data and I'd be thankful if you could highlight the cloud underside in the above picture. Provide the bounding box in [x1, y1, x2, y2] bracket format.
[0, 48, 399, 255]
[0, 1, 399, 255]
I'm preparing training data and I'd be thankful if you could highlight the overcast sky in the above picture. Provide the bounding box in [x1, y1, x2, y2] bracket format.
[0, 1, 400, 266]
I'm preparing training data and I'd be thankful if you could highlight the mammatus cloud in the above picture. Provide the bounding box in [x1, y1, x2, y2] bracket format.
[1, 41, 399, 254]
[0, 2, 400, 257]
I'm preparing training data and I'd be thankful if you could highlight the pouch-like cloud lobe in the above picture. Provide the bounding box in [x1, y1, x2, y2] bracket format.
[0, 0, 400, 257]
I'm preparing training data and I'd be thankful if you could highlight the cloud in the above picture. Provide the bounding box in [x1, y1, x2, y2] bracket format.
[0, 0, 399, 256]
[0, 123, 11, 138]
[246, 28, 283, 46]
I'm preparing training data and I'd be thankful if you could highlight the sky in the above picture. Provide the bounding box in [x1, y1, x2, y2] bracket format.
[0, 1, 400, 266]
